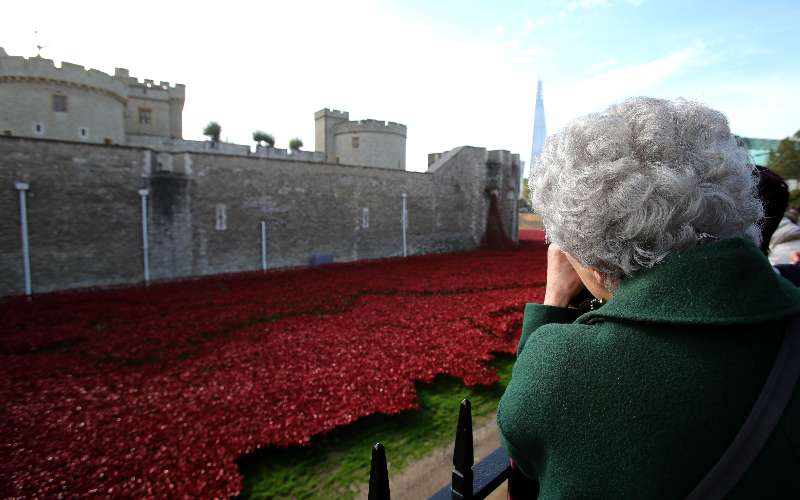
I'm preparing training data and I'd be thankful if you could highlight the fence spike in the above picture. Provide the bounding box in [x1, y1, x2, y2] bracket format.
[368, 442, 391, 500]
[451, 398, 474, 499]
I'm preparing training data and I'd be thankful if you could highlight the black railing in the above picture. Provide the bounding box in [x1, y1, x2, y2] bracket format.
[368, 399, 511, 500]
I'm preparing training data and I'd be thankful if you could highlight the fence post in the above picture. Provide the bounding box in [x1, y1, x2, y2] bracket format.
[452, 399, 474, 499]
[368, 442, 391, 500]
[401, 193, 407, 257]
[15, 181, 32, 296]
[260, 221, 267, 271]
[138, 189, 150, 283]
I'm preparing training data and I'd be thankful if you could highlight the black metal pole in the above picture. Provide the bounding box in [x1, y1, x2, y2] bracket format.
[451, 399, 474, 499]
[369, 442, 391, 500]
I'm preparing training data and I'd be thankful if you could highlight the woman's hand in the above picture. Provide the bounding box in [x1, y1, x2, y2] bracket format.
[543, 244, 586, 307]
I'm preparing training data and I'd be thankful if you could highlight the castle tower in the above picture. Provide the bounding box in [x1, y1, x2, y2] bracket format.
[314, 109, 407, 169]
[333, 119, 407, 170]
[314, 109, 349, 163]
[529, 79, 547, 176]
[0, 47, 184, 145]
[0, 48, 129, 143]
[114, 68, 185, 141]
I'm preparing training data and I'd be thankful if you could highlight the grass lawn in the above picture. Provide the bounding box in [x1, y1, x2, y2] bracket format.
[237, 354, 515, 499]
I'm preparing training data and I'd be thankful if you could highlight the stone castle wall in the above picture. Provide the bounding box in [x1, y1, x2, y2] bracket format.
[0, 136, 519, 296]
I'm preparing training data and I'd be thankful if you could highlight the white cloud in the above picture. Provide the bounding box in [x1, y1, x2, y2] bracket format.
[523, 16, 551, 36]
[561, 0, 644, 15]
[586, 57, 620, 74]
[568, 0, 611, 12]
[523, 19, 535, 35]
[686, 77, 800, 140]
[547, 42, 709, 131]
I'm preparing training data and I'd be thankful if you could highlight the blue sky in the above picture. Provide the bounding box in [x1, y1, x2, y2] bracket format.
[2, 0, 798, 172]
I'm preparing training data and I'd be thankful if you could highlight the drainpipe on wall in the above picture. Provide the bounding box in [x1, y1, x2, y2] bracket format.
[401, 193, 408, 257]
[260, 221, 267, 272]
[15, 182, 32, 296]
[138, 189, 150, 283]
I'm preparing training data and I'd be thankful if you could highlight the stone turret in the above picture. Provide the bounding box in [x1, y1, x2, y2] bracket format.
[0, 47, 184, 144]
[114, 68, 185, 140]
[314, 108, 349, 163]
[314, 109, 407, 170]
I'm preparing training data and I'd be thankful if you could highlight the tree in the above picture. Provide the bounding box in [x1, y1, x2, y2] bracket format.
[289, 138, 303, 151]
[768, 130, 800, 179]
[203, 121, 221, 142]
[521, 177, 531, 202]
[253, 131, 275, 147]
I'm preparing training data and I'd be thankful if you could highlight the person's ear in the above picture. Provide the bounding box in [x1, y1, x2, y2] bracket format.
[592, 269, 604, 288]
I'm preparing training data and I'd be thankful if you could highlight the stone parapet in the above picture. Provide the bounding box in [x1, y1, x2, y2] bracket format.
[314, 108, 350, 120]
[0, 50, 128, 102]
[333, 119, 407, 137]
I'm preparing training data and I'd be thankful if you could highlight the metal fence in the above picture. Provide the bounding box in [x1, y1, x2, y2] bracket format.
[368, 399, 512, 500]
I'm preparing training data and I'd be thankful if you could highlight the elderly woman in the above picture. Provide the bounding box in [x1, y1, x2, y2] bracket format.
[497, 98, 800, 499]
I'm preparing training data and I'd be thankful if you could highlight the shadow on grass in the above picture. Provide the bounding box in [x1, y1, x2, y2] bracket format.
[236, 354, 516, 499]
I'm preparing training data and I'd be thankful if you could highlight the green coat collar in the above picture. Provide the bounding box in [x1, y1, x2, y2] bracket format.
[580, 238, 800, 326]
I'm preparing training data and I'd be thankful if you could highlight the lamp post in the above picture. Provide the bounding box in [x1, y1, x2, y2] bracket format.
[138, 189, 150, 283]
[15, 182, 32, 296]
[401, 193, 407, 257]
[260, 221, 267, 271]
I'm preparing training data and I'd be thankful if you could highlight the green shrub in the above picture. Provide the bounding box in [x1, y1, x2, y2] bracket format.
[203, 121, 221, 142]
[253, 131, 275, 147]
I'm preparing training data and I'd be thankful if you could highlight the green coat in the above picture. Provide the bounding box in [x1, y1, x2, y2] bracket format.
[497, 238, 800, 499]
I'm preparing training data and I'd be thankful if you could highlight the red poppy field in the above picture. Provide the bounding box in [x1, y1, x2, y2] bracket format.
[1, 230, 547, 498]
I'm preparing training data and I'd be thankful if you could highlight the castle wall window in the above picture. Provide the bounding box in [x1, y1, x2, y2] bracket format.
[139, 108, 152, 125]
[352, 136, 359, 148]
[52, 94, 67, 112]
[362, 208, 369, 228]
[215, 204, 227, 231]
[33, 123, 44, 136]
[79, 127, 89, 141]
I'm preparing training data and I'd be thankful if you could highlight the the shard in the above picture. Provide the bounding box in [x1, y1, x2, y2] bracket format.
[529, 79, 547, 177]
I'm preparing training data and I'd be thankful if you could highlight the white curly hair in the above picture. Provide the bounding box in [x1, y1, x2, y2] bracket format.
[530, 97, 763, 282]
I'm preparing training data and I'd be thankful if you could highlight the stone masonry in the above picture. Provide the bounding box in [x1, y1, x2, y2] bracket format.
[0, 136, 520, 296]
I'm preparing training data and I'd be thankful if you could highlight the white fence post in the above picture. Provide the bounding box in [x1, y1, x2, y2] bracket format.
[138, 189, 150, 283]
[260, 221, 267, 271]
[15, 182, 32, 296]
[401, 193, 407, 257]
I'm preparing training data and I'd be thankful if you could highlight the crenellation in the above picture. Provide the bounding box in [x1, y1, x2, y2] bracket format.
[334, 119, 407, 136]
[0, 50, 129, 98]
[315, 110, 408, 170]
[60, 61, 86, 72]
[314, 108, 350, 120]
[0, 48, 185, 144]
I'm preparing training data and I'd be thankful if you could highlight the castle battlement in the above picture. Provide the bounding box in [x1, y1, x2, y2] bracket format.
[113, 68, 186, 98]
[334, 118, 407, 136]
[0, 49, 128, 99]
[314, 108, 350, 120]
[0, 48, 184, 144]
